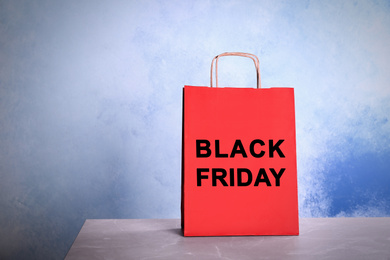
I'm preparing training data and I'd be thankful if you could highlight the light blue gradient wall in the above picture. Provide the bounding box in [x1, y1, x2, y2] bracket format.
[0, 0, 389, 259]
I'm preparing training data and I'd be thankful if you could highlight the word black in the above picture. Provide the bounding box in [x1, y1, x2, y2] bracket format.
[196, 139, 285, 158]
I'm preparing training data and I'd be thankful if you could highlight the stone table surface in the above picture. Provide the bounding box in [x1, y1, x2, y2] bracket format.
[65, 218, 390, 260]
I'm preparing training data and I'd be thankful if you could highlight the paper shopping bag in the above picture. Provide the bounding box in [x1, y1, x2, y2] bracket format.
[181, 52, 299, 236]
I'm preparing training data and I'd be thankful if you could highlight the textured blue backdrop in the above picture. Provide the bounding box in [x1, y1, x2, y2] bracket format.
[0, 0, 389, 259]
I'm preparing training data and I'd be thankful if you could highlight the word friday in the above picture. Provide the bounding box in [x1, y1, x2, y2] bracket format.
[195, 139, 286, 187]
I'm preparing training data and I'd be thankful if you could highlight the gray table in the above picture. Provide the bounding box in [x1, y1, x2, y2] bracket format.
[66, 218, 390, 259]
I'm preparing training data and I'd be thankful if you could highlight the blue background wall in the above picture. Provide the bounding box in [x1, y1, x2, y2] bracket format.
[1, 0, 389, 259]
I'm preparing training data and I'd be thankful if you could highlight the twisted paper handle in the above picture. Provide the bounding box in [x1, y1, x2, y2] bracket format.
[210, 52, 261, 89]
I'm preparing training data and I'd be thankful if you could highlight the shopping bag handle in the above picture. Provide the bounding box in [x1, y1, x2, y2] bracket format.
[210, 52, 261, 89]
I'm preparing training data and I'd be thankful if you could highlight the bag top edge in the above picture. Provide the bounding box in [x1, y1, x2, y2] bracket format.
[184, 85, 295, 89]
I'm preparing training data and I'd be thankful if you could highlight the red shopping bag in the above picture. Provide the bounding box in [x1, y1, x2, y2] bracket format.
[181, 52, 299, 236]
